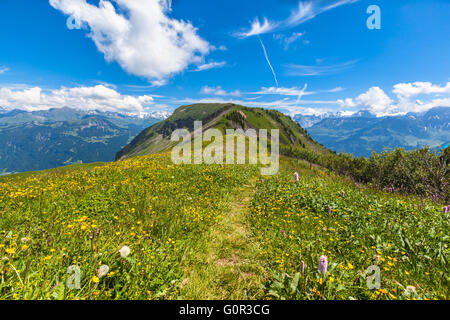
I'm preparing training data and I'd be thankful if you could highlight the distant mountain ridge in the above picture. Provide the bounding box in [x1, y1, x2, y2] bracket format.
[296, 107, 450, 157]
[0, 107, 167, 174]
[0, 107, 170, 124]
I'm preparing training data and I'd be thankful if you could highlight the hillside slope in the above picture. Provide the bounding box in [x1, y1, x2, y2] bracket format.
[116, 103, 329, 160]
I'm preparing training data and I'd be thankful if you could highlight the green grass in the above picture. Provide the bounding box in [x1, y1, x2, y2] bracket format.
[179, 177, 268, 299]
[0, 153, 447, 300]
[248, 162, 449, 300]
[0, 153, 259, 299]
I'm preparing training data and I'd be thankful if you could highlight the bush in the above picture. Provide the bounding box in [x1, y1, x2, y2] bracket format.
[284, 146, 449, 202]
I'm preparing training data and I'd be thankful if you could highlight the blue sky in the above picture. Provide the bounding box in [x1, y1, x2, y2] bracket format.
[0, 0, 449, 116]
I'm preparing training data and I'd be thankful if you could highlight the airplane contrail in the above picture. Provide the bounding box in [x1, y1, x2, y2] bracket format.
[258, 35, 279, 88]
[295, 83, 308, 104]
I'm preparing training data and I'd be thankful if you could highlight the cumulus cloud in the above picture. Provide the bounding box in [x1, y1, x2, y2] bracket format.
[200, 86, 241, 97]
[393, 81, 450, 99]
[0, 84, 154, 115]
[338, 81, 450, 116]
[49, 0, 211, 83]
[355, 87, 393, 115]
[337, 98, 356, 108]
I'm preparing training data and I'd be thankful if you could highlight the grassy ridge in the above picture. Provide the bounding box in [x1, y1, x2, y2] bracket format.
[116, 103, 329, 160]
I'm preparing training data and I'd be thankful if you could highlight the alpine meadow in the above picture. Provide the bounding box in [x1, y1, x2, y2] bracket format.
[0, 0, 449, 308]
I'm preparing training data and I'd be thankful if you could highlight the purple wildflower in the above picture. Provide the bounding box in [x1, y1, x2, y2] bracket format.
[444, 206, 448, 214]
[318, 255, 328, 274]
[281, 229, 286, 238]
[328, 207, 332, 215]
[294, 172, 299, 182]
[341, 190, 345, 198]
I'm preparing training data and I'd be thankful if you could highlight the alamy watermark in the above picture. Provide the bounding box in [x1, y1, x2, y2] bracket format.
[365, 265, 381, 290]
[170, 121, 279, 175]
[367, 5, 381, 30]
[66, 265, 81, 290]
[66, 15, 82, 30]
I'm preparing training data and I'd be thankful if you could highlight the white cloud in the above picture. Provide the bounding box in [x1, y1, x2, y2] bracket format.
[392, 81, 450, 114]
[193, 61, 226, 72]
[211, 45, 228, 51]
[324, 86, 345, 93]
[237, 0, 358, 38]
[275, 32, 304, 50]
[337, 98, 356, 108]
[235, 17, 278, 38]
[393, 81, 450, 99]
[0, 66, 8, 74]
[355, 87, 393, 115]
[49, 0, 211, 82]
[338, 82, 450, 116]
[285, 0, 359, 28]
[285, 1, 315, 27]
[0, 84, 155, 115]
[284, 60, 358, 76]
[395, 97, 450, 115]
[200, 86, 241, 97]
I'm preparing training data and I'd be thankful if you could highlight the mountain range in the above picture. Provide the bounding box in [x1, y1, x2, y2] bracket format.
[0, 107, 167, 174]
[294, 107, 450, 157]
[1, 104, 448, 174]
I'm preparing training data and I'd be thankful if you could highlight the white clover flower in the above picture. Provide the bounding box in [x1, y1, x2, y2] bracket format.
[406, 286, 416, 293]
[119, 245, 131, 258]
[98, 265, 110, 278]
[20, 237, 29, 243]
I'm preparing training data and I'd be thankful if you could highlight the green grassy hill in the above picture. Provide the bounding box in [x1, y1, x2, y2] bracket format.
[116, 103, 329, 160]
